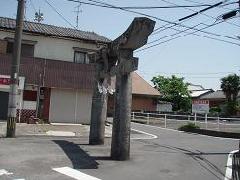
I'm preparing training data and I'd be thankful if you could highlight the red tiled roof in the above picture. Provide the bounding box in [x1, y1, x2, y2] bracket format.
[132, 73, 160, 96]
[110, 73, 160, 97]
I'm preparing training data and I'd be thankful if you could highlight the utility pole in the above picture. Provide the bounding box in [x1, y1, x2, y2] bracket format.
[6, 0, 25, 137]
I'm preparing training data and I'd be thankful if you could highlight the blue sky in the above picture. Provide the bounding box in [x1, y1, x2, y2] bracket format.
[1, 0, 240, 90]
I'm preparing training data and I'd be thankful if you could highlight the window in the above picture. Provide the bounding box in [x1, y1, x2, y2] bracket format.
[6, 42, 34, 57]
[74, 51, 89, 64]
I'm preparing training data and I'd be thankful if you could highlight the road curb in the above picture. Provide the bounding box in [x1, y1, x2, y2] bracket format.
[182, 128, 240, 139]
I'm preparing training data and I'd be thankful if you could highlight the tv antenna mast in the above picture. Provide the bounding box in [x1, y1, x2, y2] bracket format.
[74, 2, 82, 29]
[34, 9, 44, 23]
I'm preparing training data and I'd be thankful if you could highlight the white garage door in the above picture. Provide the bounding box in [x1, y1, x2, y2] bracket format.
[49, 88, 92, 124]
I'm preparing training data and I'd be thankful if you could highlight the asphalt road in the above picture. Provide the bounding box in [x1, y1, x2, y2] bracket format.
[0, 122, 238, 180]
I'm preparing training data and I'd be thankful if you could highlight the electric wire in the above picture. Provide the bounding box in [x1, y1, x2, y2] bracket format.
[82, 0, 231, 37]
[152, 0, 239, 36]
[44, 0, 76, 29]
[145, 13, 240, 48]
[138, 70, 237, 79]
[158, 0, 240, 28]
[66, 0, 237, 42]
[79, 0, 240, 50]
[45, 0, 240, 51]
[140, 71, 236, 75]
[135, 16, 240, 53]
[29, 0, 37, 12]
[66, 0, 213, 9]
[182, 0, 237, 11]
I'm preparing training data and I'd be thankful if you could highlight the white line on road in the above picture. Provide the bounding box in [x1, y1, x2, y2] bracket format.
[132, 122, 240, 141]
[225, 150, 239, 180]
[46, 131, 76, 137]
[53, 167, 101, 180]
[0, 169, 13, 176]
[131, 128, 158, 139]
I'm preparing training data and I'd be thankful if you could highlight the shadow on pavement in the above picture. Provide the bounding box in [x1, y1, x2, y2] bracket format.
[138, 139, 226, 180]
[53, 140, 101, 169]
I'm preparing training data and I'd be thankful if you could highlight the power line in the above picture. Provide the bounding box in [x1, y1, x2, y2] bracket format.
[66, 0, 237, 42]
[66, 0, 213, 9]
[152, 0, 240, 37]
[85, 0, 233, 38]
[182, 0, 236, 10]
[149, 16, 233, 46]
[44, 0, 76, 29]
[166, 0, 240, 28]
[147, 23, 203, 46]
[203, 34, 240, 46]
[135, 16, 240, 53]
[29, 0, 37, 12]
[139, 70, 235, 75]
[137, 22, 221, 51]
[138, 71, 236, 79]
[84, 0, 238, 49]
[45, 0, 240, 50]
[177, 0, 240, 28]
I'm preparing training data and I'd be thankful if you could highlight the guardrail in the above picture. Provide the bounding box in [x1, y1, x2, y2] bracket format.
[131, 112, 240, 132]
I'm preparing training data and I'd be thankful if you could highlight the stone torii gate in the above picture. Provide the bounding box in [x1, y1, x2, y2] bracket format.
[89, 17, 155, 160]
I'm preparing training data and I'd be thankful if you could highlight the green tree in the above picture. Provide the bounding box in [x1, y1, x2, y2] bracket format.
[220, 74, 240, 116]
[151, 75, 191, 112]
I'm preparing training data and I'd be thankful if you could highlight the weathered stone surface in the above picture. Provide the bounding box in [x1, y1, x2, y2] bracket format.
[89, 17, 155, 160]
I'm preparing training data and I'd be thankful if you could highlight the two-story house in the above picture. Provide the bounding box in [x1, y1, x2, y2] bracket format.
[0, 16, 160, 124]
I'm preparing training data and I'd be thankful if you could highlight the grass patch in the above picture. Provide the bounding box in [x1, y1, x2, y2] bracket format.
[178, 122, 200, 131]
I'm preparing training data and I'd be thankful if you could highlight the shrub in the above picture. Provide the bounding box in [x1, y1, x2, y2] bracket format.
[178, 122, 200, 131]
[210, 106, 221, 113]
[209, 106, 221, 116]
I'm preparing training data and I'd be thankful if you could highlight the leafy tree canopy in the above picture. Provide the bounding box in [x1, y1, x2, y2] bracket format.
[221, 74, 240, 102]
[151, 75, 191, 112]
[220, 74, 240, 115]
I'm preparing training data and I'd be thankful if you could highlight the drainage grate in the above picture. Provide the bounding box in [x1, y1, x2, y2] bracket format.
[232, 151, 240, 180]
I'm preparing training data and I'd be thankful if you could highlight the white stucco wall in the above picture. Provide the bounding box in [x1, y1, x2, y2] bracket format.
[49, 88, 93, 124]
[0, 30, 102, 62]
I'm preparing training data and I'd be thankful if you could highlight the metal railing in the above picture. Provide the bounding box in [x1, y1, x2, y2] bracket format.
[131, 111, 240, 132]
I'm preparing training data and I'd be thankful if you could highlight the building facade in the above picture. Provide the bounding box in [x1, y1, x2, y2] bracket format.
[0, 17, 109, 123]
[0, 17, 160, 124]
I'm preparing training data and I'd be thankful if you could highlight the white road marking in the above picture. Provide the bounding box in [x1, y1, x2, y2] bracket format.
[46, 131, 76, 137]
[50, 123, 83, 126]
[224, 150, 239, 180]
[0, 169, 13, 176]
[131, 128, 158, 139]
[132, 122, 239, 141]
[53, 167, 101, 180]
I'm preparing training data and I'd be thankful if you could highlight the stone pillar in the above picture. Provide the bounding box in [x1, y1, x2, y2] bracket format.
[89, 65, 108, 145]
[111, 51, 132, 160]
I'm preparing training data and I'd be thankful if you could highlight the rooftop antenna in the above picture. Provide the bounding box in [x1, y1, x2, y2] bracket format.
[34, 8, 44, 23]
[24, 0, 27, 20]
[74, 2, 82, 29]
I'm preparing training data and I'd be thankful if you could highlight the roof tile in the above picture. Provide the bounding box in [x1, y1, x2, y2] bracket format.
[0, 16, 111, 43]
